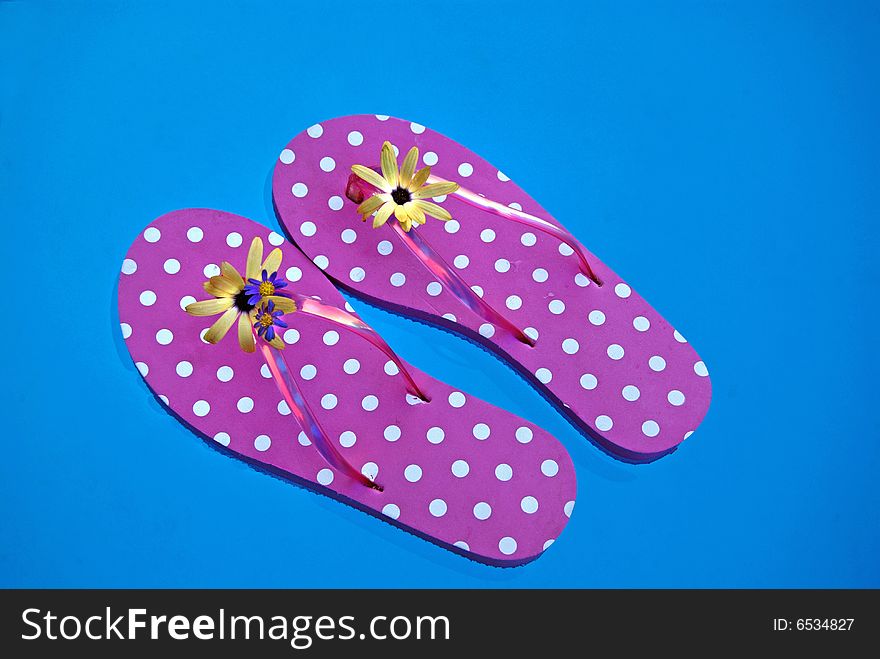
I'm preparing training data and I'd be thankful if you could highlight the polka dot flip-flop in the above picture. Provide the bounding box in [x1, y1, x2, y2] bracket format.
[118, 208, 576, 565]
[272, 115, 712, 463]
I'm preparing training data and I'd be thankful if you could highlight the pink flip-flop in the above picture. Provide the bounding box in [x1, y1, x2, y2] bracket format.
[272, 115, 712, 463]
[117, 208, 576, 566]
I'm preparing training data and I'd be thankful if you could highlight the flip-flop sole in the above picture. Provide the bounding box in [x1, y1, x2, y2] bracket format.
[272, 115, 712, 462]
[117, 208, 576, 565]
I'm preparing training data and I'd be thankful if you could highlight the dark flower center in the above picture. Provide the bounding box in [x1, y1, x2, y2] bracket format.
[391, 186, 411, 205]
[234, 290, 255, 312]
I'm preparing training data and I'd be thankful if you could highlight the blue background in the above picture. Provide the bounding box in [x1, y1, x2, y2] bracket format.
[2, 1, 878, 588]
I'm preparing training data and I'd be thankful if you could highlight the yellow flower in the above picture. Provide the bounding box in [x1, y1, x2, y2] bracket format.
[185, 237, 296, 352]
[351, 141, 460, 232]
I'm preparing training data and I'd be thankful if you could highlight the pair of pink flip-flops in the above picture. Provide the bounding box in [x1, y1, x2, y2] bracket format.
[118, 115, 711, 566]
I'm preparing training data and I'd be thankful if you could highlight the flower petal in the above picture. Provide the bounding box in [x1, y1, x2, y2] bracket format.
[351, 165, 392, 193]
[267, 295, 297, 314]
[410, 166, 431, 189]
[405, 201, 427, 226]
[246, 237, 264, 280]
[204, 281, 234, 297]
[204, 306, 239, 343]
[412, 181, 460, 199]
[220, 261, 244, 288]
[209, 275, 240, 295]
[186, 297, 234, 316]
[413, 200, 452, 222]
[380, 141, 399, 188]
[269, 336, 285, 350]
[356, 194, 385, 217]
[262, 248, 282, 276]
[373, 201, 395, 229]
[399, 146, 419, 188]
[238, 312, 256, 353]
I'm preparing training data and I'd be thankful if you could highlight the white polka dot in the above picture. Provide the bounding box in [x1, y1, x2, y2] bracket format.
[221, 232, 242, 250]
[362, 395, 379, 411]
[265, 231, 283, 246]
[535, 367, 553, 384]
[505, 295, 522, 310]
[694, 361, 709, 377]
[458, 162, 474, 177]
[383, 425, 401, 442]
[548, 299, 565, 315]
[300, 364, 317, 380]
[348, 266, 366, 282]
[473, 502, 492, 520]
[564, 501, 575, 517]
[120, 322, 132, 339]
[407, 121, 425, 134]
[479, 323, 495, 338]
[520, 232, 537, 247]
[595, 415, 613, 431]
[203, 263, 220, 277]
[615, 283, 632, 298]
[515, 427, 534, 443]
[328, 195, 344, 211]
[322, 330, 339, 346]
[299, 222, 317, 238]
[213, 432, 230, 447]
[277, 400, 290, 416]
[139, 290, 157, 306]
[497, 170, 510, 182]
[291, 182, 309, 198]
[541, 459, 559, 477]
[589, 310, 606, 325]
[423, 151, 438, 166]
[532, 268, 548, 283]
[444, 219, 460, 233]
[448, 391, 466, 408]
[442, 313, 457, 322]
[307, 123, 323, 138]
[298, 432, 311, 446]
[429, 499, 448, 517]
[179, 295, 196, 310]
[347, 130, 363, 146]
[668, 390, 686, 406]
[343, 358, 360, 374]
[480, 228, 496, 242]
[575, 273, 591, 287]
[375, 240, 394, 257]
[426, 281, 442, 296]
[607, 344, 625, 360]
[192, 400, 210, 417]
[279, 148, 295, 164]
[162, 258, 181, 275]
[404, 464, 422, 482]
[199, 329, 210, 344]
[471, 285, 484, 297]
[633, 316, 650, 331]
[642, 420, 660, 437]
[391, 144, 399, 156]
[283, 328, 300, 344]
[237, 396, 254, 413]
[622, 385, 640, 401]
[254, 435, 271, 452]
[472, 423, 490, 440]
[562, 338, 579, 354]
[317, 156, 336, 172]
[209, 365, 230, 382]
[260, 364, 272, 379]
[521, 496, 539, 514]
[186, 227, 203, 243]
[382, 503, 400, 519]
[495, 464, 513, 481]
[390, 272, 406, 287]
[175, 361, 193, 377]
[121, 258, 137, 274]
[316, 468, 334, 485]
[508, 202, 523, 212]
[135, 362, 149, 376]
[336, 229, 357, 246]
[543, 539, 555, 551]
[143, 227, 161, 243]
[684, 431, 694, 440]
[451, 460, 469, 478]
[524, 327, 539, 341]
[339, 431, 357, 448]
[285, 266, 302, 282]
[649, 355, 667, 372]
[499, 537, 517, 555]
[155, 329, 173, 345]
[454, 540, 470, 551]
[674, 330, 688, 343]
[321, 394, 337, 410]
[426, 427, 445, 444]
[559, 243, 574, 256]
[495, 258, 511, 273]
[314, 255, 329, 269]
[158, 395, 168, 405]
[580, 373, 598, 390]
[383, 360, 399, 376]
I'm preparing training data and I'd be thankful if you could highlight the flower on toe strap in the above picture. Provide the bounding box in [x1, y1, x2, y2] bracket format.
[184, 236, 295, 352]
[245, 268, 288, 306]
[254, 299, 289, 342]
[351, 141, 460, 232]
